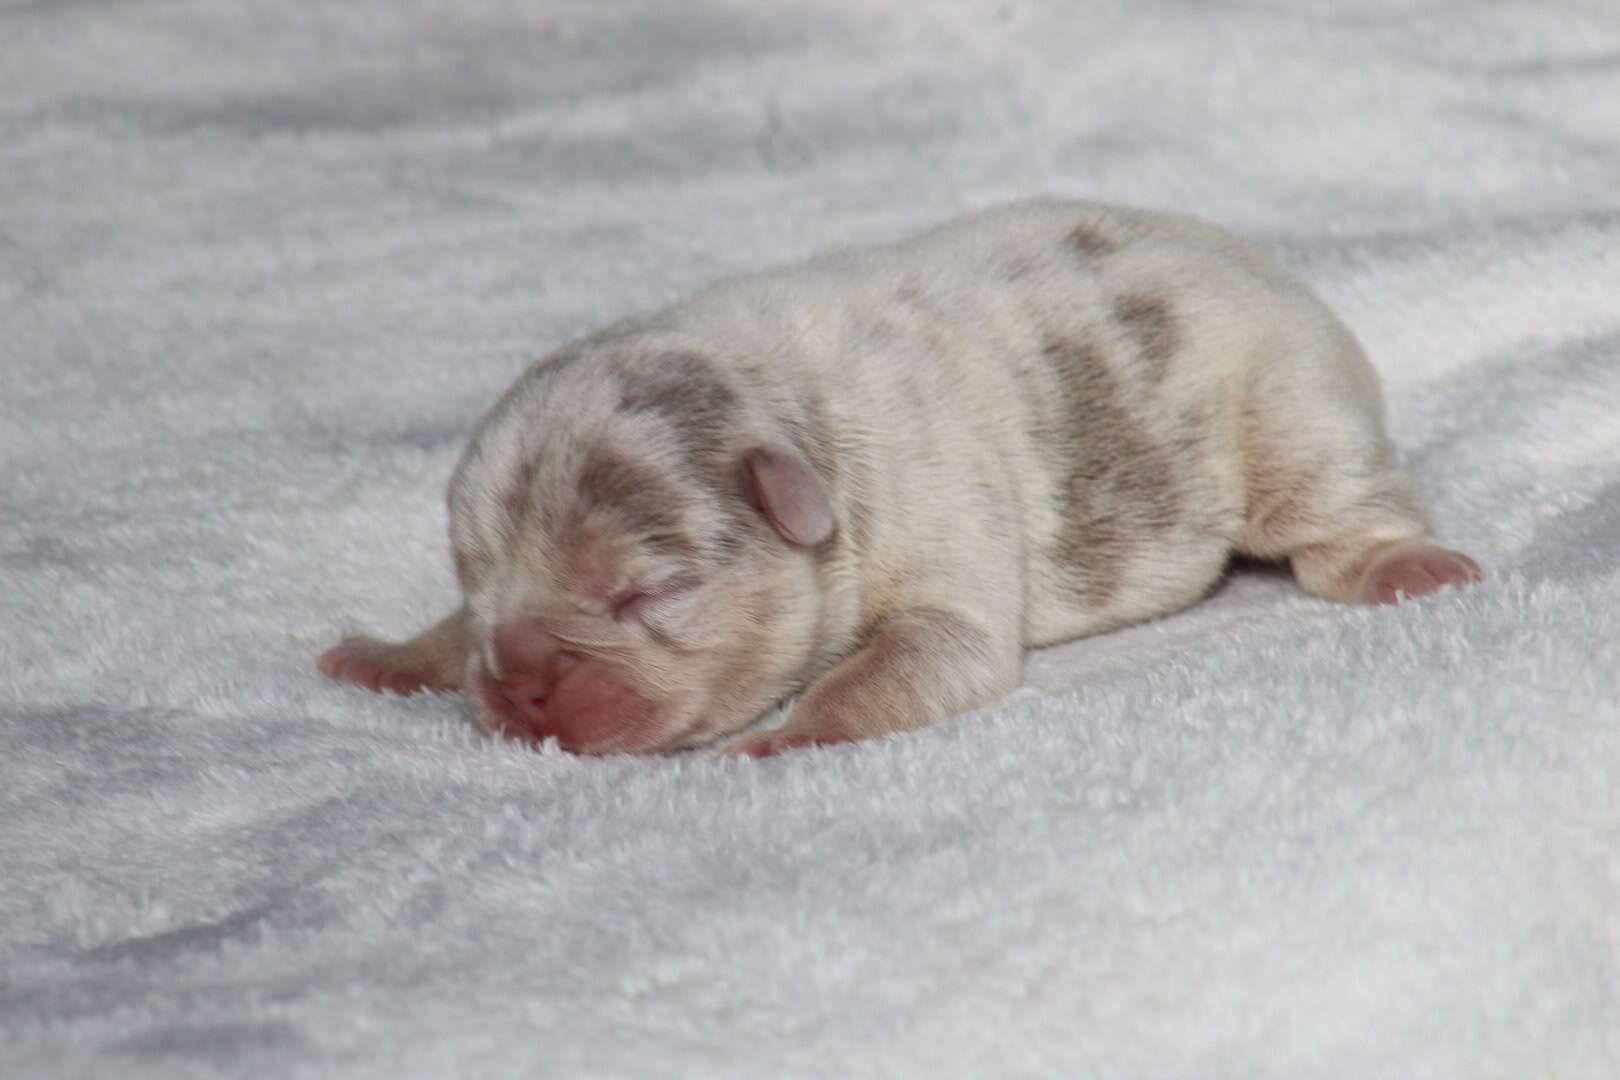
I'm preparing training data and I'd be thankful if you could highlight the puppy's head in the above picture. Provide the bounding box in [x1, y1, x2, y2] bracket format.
[446, 340, 847, 753]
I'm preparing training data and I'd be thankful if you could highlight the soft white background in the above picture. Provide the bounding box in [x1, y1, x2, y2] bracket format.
[4, 1, 1618, 1076]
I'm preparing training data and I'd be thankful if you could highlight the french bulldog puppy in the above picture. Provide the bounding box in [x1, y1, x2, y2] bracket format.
[318, 198, 1481, 756]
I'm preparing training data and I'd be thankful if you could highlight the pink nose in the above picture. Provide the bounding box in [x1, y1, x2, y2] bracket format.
[491, 621, 580, 718]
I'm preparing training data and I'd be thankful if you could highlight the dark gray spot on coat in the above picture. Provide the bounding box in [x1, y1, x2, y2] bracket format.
[1113, 292, 1180, 382]
[618, 352, 736, 424]
[575, 448, 691, 556]
[617, 352, 740, 464]
[615, 352, 755, 548]
[1036, 336, 1182, 607]
[1066, 222, 1119, 258]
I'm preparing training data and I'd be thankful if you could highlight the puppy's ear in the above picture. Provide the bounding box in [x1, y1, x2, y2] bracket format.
[742, 446, 834, 546]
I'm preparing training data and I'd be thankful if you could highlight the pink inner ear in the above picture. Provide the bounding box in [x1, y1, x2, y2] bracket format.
[744, 447, 834, 546]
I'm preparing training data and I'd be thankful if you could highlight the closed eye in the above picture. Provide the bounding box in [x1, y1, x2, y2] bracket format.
[611, 589, 653, 622]
[610, 575, 699, 625]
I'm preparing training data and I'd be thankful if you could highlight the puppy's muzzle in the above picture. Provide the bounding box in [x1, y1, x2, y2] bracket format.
[475, 621, 655, 752]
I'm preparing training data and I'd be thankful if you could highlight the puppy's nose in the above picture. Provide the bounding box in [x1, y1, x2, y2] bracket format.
[491, 620, 581, 713]
[492, 620, 560, 680]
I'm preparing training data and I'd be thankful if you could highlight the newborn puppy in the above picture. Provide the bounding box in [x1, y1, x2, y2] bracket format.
[319, 198, 1481, 756]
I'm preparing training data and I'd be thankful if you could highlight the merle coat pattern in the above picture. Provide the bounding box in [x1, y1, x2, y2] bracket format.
[320, 199, 1481, 756]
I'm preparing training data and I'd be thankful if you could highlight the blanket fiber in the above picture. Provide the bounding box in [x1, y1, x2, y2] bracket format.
[4, 1, 1619, 1076]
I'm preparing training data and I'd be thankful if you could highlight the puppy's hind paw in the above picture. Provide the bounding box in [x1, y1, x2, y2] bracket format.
[1354, 540, 1483, 605]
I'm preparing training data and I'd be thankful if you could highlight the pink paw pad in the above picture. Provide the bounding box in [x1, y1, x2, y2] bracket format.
[1356, 541, 1483, 605]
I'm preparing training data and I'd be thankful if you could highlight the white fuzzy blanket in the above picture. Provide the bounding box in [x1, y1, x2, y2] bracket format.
[5, 2, 1619, 1076]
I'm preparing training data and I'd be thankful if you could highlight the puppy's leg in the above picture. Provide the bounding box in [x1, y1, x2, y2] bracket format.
[1238, 340, 1482, 605]
[1291, 534, 1483, 606]
[318, 607, 467, 696]
[721, 605, 1020, 757]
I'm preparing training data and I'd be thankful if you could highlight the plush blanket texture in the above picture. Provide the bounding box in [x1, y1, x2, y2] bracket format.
[5, 1, 1619, 1076]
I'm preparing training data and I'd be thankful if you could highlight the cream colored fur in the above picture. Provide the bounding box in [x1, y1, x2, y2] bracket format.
[320, 199, 1479, 755]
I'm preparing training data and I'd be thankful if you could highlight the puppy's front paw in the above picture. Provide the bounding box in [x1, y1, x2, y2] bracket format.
[718, 723, 854, 759]
[317, 609, 467, 697]
[318, 637, 447, 696]
[718, 605, 1016, 758]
